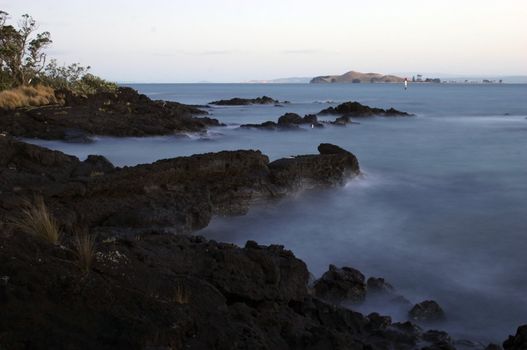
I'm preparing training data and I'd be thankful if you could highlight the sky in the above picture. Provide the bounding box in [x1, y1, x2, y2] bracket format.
[2, 0, 527, 82]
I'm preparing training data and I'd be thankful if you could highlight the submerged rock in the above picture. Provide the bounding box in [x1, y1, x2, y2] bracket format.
[409, 300, 446, 322]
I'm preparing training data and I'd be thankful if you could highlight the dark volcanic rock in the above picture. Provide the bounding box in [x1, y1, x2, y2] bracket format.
[210, 96, 279, 105]
[313, 264, 367, 304]
[409, 300, 446, 322]
[240, 113, 322, 130]
[0, 231, 466, 350]
[318, 101, 411, 117]
[268, 146, 360, 191]
[0, 136, 360, 234]
[504, 325, 527, 350]
[0, 87, 221, 139]
[367, 277, 395, 294]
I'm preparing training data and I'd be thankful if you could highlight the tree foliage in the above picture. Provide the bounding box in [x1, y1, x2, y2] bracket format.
[39, 59, 117, 94]
[0, 11, 117, 96]
[0, 11, 52, 87]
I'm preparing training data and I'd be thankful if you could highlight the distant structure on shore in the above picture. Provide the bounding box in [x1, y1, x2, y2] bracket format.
[310, 71, 405, 84]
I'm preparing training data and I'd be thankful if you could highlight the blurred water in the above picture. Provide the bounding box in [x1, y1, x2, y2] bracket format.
[26, 83, 527, 343]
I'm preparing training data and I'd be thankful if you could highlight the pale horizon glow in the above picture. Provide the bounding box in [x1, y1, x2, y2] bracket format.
[2, 0, 527, 82]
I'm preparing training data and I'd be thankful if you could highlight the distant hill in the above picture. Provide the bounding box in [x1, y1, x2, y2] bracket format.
[310, 71, 405, 84]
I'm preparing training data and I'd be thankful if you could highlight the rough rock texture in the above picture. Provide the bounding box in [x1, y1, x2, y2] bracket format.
[0, 231, 476, 350]
[367, 277, 395, 294]
[240, 113, 323, 130]
[210, 96, 280, 105]
[503, 325, 527, 350]
[0, 87, 221, 140]
[409, 300, 446, 322]
[312, 265, 367, 304]
[0, 135, 360, 235]
[318, 101, 411, 117]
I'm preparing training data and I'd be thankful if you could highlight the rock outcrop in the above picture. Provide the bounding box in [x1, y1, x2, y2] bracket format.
[0, 135, 360, 235]
[318, 101, 411, 117]
[241, 113, 323, 130]
[210, 96, 280, 105]
[312, 264, 367, 304]
[504, 325, 527, 350]
[0, 87, 220, 140]
[0, 230, 489, 350]
[409, 300, 446, 322]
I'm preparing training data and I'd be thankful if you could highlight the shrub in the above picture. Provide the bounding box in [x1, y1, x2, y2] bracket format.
[12, 196, 61, 244]
[0, 84, 58, 109]
[73, 228, 96, 273]
[38, 59, 118, 95]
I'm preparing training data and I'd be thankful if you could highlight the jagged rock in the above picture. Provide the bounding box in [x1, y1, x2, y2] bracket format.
[317, 143, 349, 155]
[318, 101, 411, 117]
[0, 136, 360, 235]
[409, 300, 446, 322]
[268, 145, 360, 191]
[312, 264, 367, 303]
[0, 87, 220, 139]
[504, 325, 527, 349]
[367, 277, 395, 294]
[241, 113, 322, 130]
[277, 112, 304, 124]
[209, 96, 279, 105]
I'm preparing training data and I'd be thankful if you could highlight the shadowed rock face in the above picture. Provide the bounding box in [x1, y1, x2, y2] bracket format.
[209, 96, 280, 105]
[318, 101, 411, 117]
[0, 231, 490, 350]
[240, 113, 323, 130]
[0, 135, 360, 235]
[0, 87, 221, 140]
[313, 265, 367, 304]
[504, 326, 527, 350]
[409, 300, 446, 322]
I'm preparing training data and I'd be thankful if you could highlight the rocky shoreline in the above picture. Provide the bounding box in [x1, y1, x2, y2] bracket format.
[0, 87, 222, 141]
[0, 92, 525, 349]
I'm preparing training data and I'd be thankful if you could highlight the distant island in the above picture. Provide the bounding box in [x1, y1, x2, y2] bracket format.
[310, 70, 405, 84]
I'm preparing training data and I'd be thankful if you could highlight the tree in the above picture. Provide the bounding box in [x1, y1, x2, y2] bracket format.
[0, 11, 52, 86]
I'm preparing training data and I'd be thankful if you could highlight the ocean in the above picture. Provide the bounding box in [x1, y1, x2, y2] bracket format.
[28, 83, 527, 343]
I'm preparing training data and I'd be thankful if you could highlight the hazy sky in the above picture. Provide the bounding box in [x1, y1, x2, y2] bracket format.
[2, 0, 526, 82]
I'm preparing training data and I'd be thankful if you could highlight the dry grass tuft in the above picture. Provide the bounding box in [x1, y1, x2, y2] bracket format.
[0, 85, 58, 110]
[174, 283, 191, 304]
[73, 228, 96, 273]
[12, 196, 61, 244]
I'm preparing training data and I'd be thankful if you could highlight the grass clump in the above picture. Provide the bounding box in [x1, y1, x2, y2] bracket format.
[174, 283, 191, 304]
[73, 228, 96, 273]
[12, 196, 61, 244]
[0, 85, 58, 110]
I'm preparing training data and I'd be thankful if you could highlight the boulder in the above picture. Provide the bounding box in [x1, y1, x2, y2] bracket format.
[409, 300, 445, 322]
[367, 277, 395, 294]
[312, 264, 367, 303]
